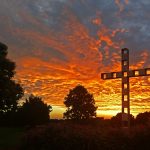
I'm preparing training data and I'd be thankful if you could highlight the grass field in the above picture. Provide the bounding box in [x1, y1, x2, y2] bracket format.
[0, 121, 150, 150]
[20, 122, 150, 150]
[0, 127, 24, 150]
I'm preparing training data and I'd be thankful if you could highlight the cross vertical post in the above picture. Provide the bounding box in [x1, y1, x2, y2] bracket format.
[121, 48, 130, 128]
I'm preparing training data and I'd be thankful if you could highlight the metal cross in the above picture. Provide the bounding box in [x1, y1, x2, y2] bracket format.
[101, 48, 150, 128]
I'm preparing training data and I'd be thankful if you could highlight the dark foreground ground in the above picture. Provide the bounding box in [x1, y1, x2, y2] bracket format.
[0, 127, 24, 150]
[1, 120, 150, 150]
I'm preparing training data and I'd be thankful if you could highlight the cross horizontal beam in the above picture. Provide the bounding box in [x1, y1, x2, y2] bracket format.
[101, 68, 150, 80]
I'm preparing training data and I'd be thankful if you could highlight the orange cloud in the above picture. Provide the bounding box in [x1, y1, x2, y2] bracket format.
[115, 0, 129, 12]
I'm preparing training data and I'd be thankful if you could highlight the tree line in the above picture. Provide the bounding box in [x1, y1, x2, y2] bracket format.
[0, 42, 52, 126]
[0, 42, 149, 127]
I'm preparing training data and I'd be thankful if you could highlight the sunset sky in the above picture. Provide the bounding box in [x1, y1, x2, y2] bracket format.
[0, 0, 150, 119]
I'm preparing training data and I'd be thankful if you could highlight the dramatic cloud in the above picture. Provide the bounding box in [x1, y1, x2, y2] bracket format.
[0, 0, 150, 118]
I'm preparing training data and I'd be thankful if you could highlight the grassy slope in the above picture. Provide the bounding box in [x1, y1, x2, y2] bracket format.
[0, 127, 24, 150]
[20, 121, 150, 150]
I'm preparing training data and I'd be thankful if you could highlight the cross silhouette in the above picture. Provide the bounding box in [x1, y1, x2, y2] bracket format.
[101, 48, 150, 128]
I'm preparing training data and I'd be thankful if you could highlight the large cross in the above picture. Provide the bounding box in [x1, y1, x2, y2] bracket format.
[101, 48, 150, 128]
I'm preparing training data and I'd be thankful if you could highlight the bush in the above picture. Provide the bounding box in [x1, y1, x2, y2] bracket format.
[17, 95, 52, 126]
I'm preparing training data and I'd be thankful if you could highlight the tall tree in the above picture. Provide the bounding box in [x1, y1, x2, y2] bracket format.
[0, 42, 23, 114]
[64, 85, 97, 120]
[18, 95, 52, 125]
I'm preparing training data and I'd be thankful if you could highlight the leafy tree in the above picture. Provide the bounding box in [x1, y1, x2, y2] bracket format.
[0, 42, 23, 114]
[136, 111, 150, 125]
[64, 85, 97, 120]
[18, 95, 52, 125]
[111, 112, 135, 127]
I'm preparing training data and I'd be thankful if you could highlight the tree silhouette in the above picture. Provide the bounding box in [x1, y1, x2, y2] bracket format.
[136, 111, 150, 125]
[111, 112, 135, 127]
[0, 42, 23, 115]
[64, 85, 97, 120]
[18, 95, 52, 125]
